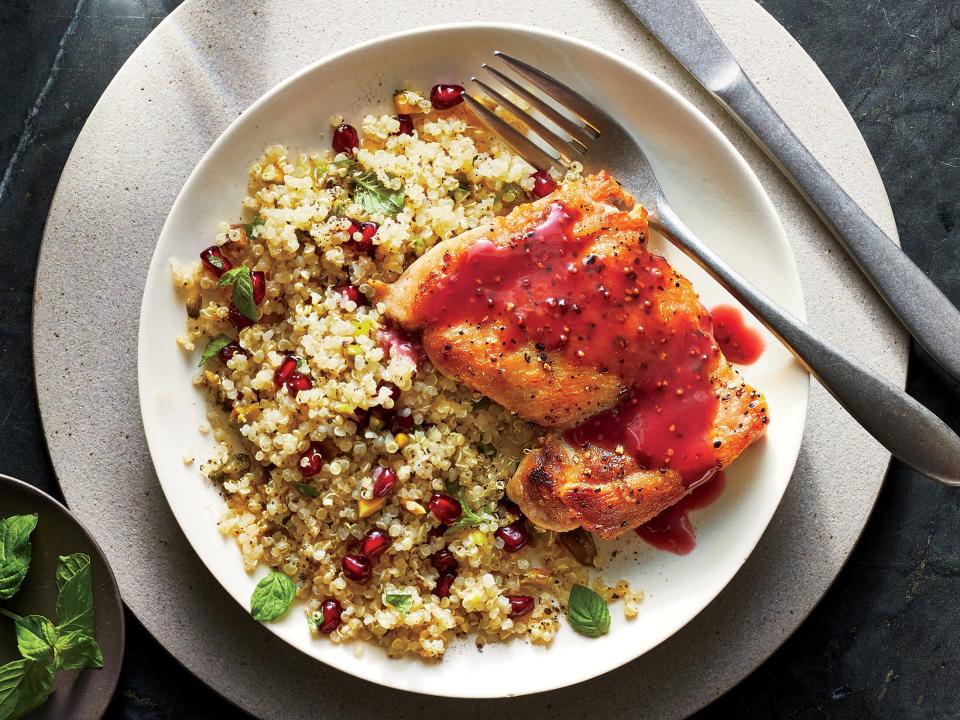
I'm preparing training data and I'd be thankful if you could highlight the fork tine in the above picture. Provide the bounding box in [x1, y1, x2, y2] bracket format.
[481, 64, 599, 143]
[461, 93, 564, 173]
[494, 51, 602, 135]
[471, 78, 586, 162]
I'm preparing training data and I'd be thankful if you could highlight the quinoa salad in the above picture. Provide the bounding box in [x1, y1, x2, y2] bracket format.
[172, 84, 642, 659]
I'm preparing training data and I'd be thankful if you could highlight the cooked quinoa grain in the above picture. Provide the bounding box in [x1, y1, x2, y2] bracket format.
[175, 96, 637, 658]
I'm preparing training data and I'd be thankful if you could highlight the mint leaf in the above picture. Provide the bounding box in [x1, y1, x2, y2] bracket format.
[219, 266, 256, 321]
[206, 253, 225, 271]
[384, 593, 413, 615]
[55, 553, 94, 636]
[352, 169, 405, 216]
[0, 659, 56, 720]
[241, 216, 265, 239]
[293, 483, 319, 498]
[199, 334, 233, 366]
[54, 630, 103, 671]
[567, 584, 610, 638]
[447, 487, 494, 531]
[250, 572, 296, 622]
[0, 514, 38, 600]
[13, 616, 56, 663]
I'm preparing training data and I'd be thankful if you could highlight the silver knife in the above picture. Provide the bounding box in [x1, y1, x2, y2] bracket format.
[623, 0, 960, 383]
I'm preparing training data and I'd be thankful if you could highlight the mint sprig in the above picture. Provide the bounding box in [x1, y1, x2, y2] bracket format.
[199, 335, 233, 366]
[250, 572, 296, 622]
[351, 169, 405, 217]
[218, 266, 257, 321]
[567, 584, 610, 638]
[0, 514, 37, 600]
[0, 537, 104, 720]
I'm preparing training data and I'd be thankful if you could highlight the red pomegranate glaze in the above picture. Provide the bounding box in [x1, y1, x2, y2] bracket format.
[412, 201, 723, 488]
[430, 549, 458, 574]
[636, 471, 727, 554]
[341, 553, 372, 582]
[434, 572, 456, 598]
[251, 271, 266, 304]
[228, 305, 254, 329]
[372, 466, 398, 498]
[332, 123, 360, 153]
[395, 113, 414, 135]
[360, 528, 391, 561]
[531, 170, 557, 198]
[430, 83, 465, 110]
[429, 493, 462, 524]
[298, 443, 324, 477]
[710, 304, 765, 365]
[318, 599, 343, 634]
[507, 595, 535, 618]
[219, 341, 242, 362]
[284, 372, 312, 396]
[378, 325, 420, 368]
[336, 285, 365, 306]
[274, 355, 298, 388]
[494, 520, 529, 552]
[200, 245, 232, 276]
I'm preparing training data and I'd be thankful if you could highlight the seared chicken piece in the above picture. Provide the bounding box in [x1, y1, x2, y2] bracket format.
[377, 172, 768, 538]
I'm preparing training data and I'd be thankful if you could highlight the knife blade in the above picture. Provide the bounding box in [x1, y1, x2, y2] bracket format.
[623, 0, 960, 384]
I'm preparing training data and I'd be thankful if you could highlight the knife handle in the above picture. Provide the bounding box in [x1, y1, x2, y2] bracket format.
[715, 69, 960, 383]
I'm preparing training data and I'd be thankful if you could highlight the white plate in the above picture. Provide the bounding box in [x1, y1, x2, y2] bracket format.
[138, 23, 808, 698]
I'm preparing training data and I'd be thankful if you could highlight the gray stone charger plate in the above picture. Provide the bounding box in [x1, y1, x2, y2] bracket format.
[32, 0, 906, 718]
[0, 474, 125, 720]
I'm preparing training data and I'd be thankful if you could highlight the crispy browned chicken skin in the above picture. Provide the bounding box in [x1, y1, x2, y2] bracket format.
[377, 173, 768, 538]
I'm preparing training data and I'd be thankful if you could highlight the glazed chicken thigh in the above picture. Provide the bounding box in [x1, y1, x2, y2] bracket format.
[376, 173, 768, 538]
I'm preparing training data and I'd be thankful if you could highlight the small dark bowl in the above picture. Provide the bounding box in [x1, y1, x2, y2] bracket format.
[0, 474, 125, 719]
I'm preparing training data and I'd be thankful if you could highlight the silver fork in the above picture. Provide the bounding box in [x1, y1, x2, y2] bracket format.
[464, 52, 960, 486]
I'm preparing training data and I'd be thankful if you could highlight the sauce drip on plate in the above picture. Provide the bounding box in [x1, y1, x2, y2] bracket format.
[711, 304, 765, 365]
[635, 471, 726, 554]
[416, 201, 724, 487]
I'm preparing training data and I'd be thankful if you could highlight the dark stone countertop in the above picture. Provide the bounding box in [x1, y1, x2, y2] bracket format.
[1, 1, 958, 718]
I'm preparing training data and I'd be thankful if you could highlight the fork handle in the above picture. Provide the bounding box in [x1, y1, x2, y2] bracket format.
[652, 199, 960, 485]
[717, 71, 960, 384]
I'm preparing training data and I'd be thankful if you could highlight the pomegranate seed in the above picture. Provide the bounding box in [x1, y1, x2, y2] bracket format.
[531, 170, 557, 198]
[284, 372, 312, 396]
[298, 443, 324, 477]
[219, 341, 242, 362]
[228, 304, 254, 328]
[495, 520, 529, 552]
[360, 528, 391, 561]
[318, 598, 343, 634]
[336, 285, 365, 306]
[332, 123, 359, 153]
[355, 221, 378, 254]
[429, 493, 462, 524]
[393, 410, 415, 431]
[251, 271, 266, 304]
[435, 572, 456, 598]
[499, 498, 522, 518]
[200, 245, 232, 277]
[427, 524, 447, 541]
[274, 356, 298, 388]
[507, 595, 535, 618]
[395, 113, 414, 135]
[430, 83, 465, 110]
[372, 466, 398, 498]
[430, 549, 458, 574]
[342, 553, 371, 582]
